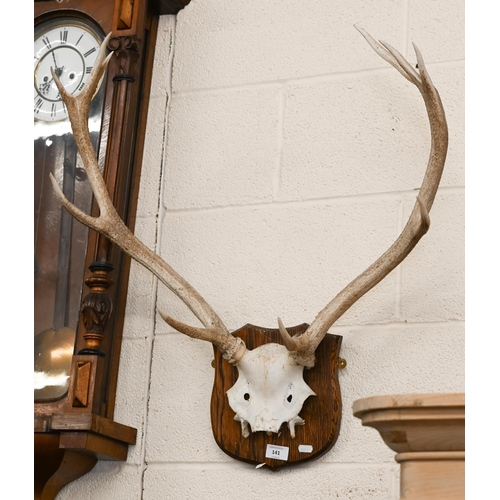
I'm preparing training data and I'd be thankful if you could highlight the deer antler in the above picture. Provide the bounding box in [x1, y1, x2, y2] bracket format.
[49, 33, 246, 364]
[50, 28, 448, 371]
[278, 26, 448, 366]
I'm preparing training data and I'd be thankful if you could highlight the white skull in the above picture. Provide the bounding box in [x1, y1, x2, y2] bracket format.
[226, 343, 316, 438]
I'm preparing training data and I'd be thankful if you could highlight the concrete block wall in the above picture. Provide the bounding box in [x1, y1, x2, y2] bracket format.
[58, 1, 464, 498]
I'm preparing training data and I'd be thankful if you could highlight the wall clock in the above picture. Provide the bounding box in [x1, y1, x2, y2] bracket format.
[34, 15, 105, 403]
[34, 18, 103, 122]
[34, 2, 192, 499]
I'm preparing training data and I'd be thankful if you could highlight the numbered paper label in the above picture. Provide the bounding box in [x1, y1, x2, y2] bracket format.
[265, 444, 289, 461]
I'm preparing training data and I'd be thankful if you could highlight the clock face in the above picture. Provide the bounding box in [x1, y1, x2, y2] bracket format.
[34, 20, 103, 122]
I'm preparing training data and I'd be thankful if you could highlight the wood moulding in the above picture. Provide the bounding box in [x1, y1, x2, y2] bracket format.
[34, 416, 136, 500]
[34, 433, 97, 500]
[353, 393, 465, 500]
[34, 353, 137, 500]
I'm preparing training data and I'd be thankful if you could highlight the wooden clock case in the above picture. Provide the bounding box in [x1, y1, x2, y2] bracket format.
[34, 1, 191, 498]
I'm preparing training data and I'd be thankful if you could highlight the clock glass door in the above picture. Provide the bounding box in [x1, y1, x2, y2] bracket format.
[34, 17, 106, 402]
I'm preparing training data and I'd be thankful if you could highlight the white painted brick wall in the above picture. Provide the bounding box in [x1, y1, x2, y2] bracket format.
[58, 1, 464, 498]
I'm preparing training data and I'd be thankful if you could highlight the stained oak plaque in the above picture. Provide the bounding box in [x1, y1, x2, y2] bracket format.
[210, 324, 344, 470]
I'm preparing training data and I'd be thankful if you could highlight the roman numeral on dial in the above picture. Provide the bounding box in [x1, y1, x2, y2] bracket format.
[34, 98, 43, 114]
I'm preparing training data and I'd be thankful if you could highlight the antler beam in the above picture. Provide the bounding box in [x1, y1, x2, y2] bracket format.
[50, 27, 448, 371]
[281, 26, 448, 366]
[49, 33, 245, 363]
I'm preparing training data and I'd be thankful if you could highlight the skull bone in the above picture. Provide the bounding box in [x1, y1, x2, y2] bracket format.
[226, 342, 316, 438]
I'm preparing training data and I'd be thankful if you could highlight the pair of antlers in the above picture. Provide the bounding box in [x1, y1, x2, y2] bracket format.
[50, 26, 448, 367]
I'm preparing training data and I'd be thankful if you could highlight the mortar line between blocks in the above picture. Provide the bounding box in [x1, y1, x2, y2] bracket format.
[330, 319, 465, 335]
[403, 0, 411, 58]
[164, 185, 464, 216]
[140, 15, 177, 498]
[272, 88, 286, 199]
[153, 319, 464, 339]
[171, 59, 463, 97]
[389, 463, 401, 499]
[144, 461, 399, 472]
[393, 200, 405, 320]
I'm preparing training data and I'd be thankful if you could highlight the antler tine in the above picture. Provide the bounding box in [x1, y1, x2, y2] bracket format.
[50, 35, 113, 230]
[160, 312, 246, 364]
[49, 34, 245, 363]
[277, 317, 298, 351]
[354, 25, 420, 86]
[285, 28, 448, 366]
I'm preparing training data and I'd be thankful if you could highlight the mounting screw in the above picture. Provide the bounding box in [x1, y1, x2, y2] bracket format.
[336, 358, 347, 369]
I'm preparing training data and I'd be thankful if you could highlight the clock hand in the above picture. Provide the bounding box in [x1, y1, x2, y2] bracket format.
[51, 51, 64, 77]
[52, 50, 59, 69]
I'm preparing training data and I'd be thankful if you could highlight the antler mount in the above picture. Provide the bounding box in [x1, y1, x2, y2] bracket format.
[49, 27, 448, 447]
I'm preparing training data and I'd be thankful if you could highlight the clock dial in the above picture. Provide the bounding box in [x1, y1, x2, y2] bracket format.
[34, 20, 103, 122]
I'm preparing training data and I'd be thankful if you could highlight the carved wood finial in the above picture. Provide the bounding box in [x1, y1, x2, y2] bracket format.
[79, 262, 114, 355]
[108, 35, 140, 80]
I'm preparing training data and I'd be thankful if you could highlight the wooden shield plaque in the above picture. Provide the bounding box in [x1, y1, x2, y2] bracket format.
[210, 324, 344, 470]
